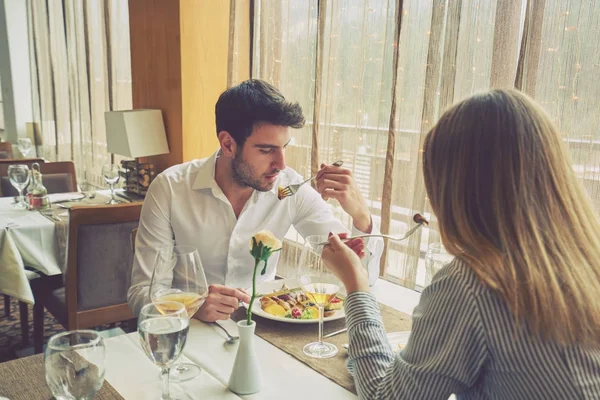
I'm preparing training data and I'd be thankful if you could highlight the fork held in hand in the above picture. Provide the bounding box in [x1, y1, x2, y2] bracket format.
[318, 213, 429, 246]
[277, 160, 344, 200]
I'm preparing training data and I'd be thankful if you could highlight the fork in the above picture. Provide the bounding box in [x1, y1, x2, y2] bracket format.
[317, 219, 427, 246]
[277, 160, 344, 200]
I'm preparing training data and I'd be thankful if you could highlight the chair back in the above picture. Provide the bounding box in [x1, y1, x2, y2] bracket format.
[65, 203, 142, 328]
[0, 161, 77, 197]
[0, 142, 14, 159]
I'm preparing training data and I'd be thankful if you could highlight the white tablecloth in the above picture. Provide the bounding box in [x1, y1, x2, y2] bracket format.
[0, 199, 63, 304]
[101, 280, 423, 400]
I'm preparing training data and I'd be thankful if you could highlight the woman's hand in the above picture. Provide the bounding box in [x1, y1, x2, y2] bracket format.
[321, 233, 370, 293]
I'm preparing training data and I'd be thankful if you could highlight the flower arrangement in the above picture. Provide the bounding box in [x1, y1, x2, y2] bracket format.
[247, 230, 282, 325]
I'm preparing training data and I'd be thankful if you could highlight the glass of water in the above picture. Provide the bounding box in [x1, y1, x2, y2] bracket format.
[17, 138, 33, 157]
[101, 163, 121, 204]
[44, 330, 106, 400]
[7, 164, 30, 209]
[138, 301, 190, 400]
[424, 243, 454, 286]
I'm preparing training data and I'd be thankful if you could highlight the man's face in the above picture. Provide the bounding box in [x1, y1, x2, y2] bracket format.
[231, 123, 291, 191]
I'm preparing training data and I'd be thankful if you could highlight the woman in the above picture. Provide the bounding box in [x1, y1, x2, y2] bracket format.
[322, 89, 600, 399]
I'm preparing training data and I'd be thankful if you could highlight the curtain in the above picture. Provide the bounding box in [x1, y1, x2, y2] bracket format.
[235, 0, 598, 289]
[27, 0, 132, 188]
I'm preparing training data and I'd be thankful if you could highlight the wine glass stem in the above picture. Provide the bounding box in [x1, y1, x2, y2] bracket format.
[17, 188, 25, 206]
[109, 183, 115, 200]
[160, 367, 170, 400]
[318, 304, 325, 344]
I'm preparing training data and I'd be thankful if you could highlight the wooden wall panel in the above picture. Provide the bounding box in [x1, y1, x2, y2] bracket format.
[180, 0, 229, 161]
[128, 0, 183, 173]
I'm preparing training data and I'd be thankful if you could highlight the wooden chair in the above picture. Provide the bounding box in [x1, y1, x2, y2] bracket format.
[0, 157, 45, 166]
[0, 161, 77, 197]
[33, 203, 142, 353]
[0, 142, 14, 159]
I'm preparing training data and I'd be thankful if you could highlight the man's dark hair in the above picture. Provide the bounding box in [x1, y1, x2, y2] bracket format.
[215, 79, 305, 147]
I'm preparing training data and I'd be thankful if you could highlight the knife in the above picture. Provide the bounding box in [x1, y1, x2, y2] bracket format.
[322, 327, 347, 339]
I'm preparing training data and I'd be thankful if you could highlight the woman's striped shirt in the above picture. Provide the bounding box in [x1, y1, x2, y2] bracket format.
[345, 259, 600, 399]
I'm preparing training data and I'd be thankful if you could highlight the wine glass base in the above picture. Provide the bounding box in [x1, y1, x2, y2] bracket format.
[11, 201, 27, 210]
[105, 198, 121, 205]
[169, 363, 202, 382]
[303, 341, 338, 359]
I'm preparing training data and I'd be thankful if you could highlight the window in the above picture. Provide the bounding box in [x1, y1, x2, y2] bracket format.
[249, 0, 600, 289]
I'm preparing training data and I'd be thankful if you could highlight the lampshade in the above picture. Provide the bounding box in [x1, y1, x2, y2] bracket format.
[105, 109, 169, 158]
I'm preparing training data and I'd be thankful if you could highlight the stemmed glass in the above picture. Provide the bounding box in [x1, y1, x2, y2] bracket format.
[17, 138, 32, 157]
[101, 163, 121, 204]
[8, 164, 30, 209]
[297, 235, 343, 359]
[149, 245, 209, 381]
[138, 301, 189, 400]
[44, 330, 106, 399]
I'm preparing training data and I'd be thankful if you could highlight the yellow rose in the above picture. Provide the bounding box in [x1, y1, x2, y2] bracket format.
[250, 230, 282, 251]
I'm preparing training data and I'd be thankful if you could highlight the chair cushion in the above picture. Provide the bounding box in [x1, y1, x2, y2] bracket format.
[76, 220, 139, 311]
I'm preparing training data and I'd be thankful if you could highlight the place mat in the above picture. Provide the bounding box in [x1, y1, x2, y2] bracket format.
[231, 301, 412, 394]
[0, 353, 124, 400]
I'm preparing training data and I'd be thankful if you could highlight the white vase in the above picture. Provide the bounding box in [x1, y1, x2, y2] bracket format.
[228, 320, 262, 395]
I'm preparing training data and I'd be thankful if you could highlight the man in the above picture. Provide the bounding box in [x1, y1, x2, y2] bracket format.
[128, 79, 383, 322]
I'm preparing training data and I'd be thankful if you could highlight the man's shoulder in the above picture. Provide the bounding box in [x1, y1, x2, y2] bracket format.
[157, 159, 206, 182]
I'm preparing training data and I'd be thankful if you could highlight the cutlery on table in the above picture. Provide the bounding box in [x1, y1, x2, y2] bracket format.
[277, 160, 344, 200]
[42, 210, 61, 222]
[322, 327, 347, 339]
[317, 213, 429, 246]
[115, 192, 132, 203]
[212, 322, 239, 343]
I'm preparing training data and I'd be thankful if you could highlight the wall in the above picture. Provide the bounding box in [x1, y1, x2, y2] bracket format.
[129, 0, 251, 172]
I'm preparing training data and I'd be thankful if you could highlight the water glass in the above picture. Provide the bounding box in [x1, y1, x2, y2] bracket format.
[138, 301, 189, 400]
[424, 243, 454, 286]
[45, 330, 106, 400]
[101, 163, 121, 204]
[7, 164, 30, 209]
[17, 138, 33, 157]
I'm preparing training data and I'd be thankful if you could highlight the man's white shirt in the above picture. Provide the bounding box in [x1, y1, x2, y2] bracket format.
[128, 151, 383, 316]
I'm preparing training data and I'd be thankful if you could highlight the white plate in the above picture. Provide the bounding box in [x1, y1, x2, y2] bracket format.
[243, 279, 346, 324]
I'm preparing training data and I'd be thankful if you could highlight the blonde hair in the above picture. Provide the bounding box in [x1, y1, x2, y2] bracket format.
[423, 89, 600, 346]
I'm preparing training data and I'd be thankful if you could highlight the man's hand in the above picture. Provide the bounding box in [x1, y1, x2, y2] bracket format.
[194, 284, 251, 322]
[321, 233, 370, 294]
[316, 163, 372, 233]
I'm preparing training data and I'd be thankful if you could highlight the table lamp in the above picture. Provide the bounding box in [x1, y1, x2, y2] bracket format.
[105, 109, 169, 197]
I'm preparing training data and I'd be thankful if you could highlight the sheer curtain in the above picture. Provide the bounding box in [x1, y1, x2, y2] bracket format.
[27, 0, 132, 187]
[238, 0, 599, 289]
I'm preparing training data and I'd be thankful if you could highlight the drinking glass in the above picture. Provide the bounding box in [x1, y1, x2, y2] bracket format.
[101, 163, 121, 204]
[149, 245, 209, 381]
[17, 138, 32, 157]
[297, 235, 342, 359]
[44, 330, 106, 400]
[8, 164, 30, 209]
[138, 301, 189, 400]
[424, 243, 454, 286]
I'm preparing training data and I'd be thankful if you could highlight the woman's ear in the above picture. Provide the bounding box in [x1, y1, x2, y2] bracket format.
[218, 131, 237, 158]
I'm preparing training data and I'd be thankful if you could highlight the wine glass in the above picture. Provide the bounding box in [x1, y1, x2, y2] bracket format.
[149, 245, 209, 381]
[297, 235, 342, 359]
[138, 301, 189, 400]
[17, 138, 32, 157]
[8, 164, 30, 209]
[101, 163, 121, 204]
[44, 330, 106, 399]
[425, 243, 454, 286]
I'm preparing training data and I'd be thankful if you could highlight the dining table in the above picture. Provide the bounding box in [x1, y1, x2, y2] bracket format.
[0, 279, 424, 399]
[0, 190, 139, 304]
